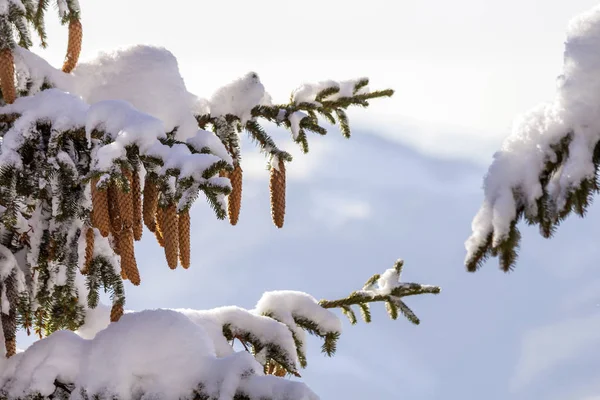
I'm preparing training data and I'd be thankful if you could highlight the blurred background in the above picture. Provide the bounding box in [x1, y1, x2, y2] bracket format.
[23, 1, 600, 399]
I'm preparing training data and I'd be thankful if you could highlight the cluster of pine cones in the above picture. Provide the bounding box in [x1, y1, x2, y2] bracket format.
[87, 168, 191, 282]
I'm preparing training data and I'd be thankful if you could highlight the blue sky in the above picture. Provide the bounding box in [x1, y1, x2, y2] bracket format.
[22, 1, 600, 399]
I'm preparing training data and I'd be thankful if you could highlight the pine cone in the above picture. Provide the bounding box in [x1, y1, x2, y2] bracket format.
[269, 159, 286, 228]
[162, 204, 179, 270]
[178, 210, 190, 269]
[82, 227, 94, 275]
[91, 177, 111, 237]
[274, 365, 287, 377]
[2, 276, 17, 358]
[120, 262, 128, 281]
[117, 169, 134, 229]
[228, 164, 243, 225]
[108, 182, 123, 234]
[132, 170, 143, 241]
[110, 302, 124, 323]
[143, 177, 159, 232]
[4, 337, 15, 358]
[154, 205, 165, 247]
[120, 228, 140, 285]
[112, 231, 121, 256]
[62, 19, 82, 73]
[0, 49, 15, 104]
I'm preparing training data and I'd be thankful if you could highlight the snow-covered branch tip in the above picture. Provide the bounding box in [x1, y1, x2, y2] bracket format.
[465, 5, 600, 272]
[196, 75, 393, 161]
[319, 259, 440, 326]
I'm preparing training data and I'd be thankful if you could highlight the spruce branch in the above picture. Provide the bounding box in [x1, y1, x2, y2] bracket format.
[195, 79, 393, 160]
[319, 259, 440, 326]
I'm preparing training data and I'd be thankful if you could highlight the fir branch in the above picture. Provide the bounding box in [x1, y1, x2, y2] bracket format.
[319, 260, 440, 326]
[195, 79, 393, 161]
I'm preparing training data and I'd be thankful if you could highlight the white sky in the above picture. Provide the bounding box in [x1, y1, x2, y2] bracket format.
[33, 0, 600, 162]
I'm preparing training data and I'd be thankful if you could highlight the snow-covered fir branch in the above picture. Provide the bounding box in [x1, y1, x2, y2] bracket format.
[466, 5, 600, 272]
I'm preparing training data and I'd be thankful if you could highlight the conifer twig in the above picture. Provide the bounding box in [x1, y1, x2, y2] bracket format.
[319, 260, 440, 325]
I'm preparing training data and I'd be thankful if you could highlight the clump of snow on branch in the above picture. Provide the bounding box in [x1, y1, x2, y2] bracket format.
[13, 48, 74, 95]
[0, 309, 318, 400]
[466, 5, 600, 259]
[288, 111, 308, 140]
[255, 291, 341, 357]
[0, 330, 85, 398]
[73, 45, 200, 141]
[208, 71, 272, 124]
[291, 78, 369, 105]
[179, 306, 299, 368]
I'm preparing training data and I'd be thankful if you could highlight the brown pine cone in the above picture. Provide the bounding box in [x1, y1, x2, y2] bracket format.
[62, 19, 82, 73]
[110, 302, 124, 323]
[112, 230, 121, 256]
[162, 204, 179, 270]
[4, 337, 15, 358]
[2, 277, 17, 358]
[228, 164, 243, 225]
[120, 263, 128, 281]
[117, 169, 134, 229]
[274, 365, 287, 377]
[269, 158, 286, 228]
[132, 170, 143, 240]
[143, 177, 159, 233]
[120, 228, 140, 285]
[108, 182, 123, 234]
[178, 210, 190, 269]
[82, 227, 94, 275]
[91, 177, 111, 237]
[0, 49, 15, 104]
[155, 205, 165, 247]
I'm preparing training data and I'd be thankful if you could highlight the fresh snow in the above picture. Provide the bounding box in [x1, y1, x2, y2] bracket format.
[291, 79, 369, 105]
[254, 291, 342, 358]
[208, 72, 272, 124]
[0, 309, 319, 400]
[466, 4, 600, 258]
[288, 111, 308, 140]
[73, 45, 201, 142]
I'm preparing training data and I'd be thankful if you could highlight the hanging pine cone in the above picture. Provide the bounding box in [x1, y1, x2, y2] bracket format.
[62, 18, 83, 73]
[143, 177, 159, 232]
[154, 205, 165, 247]
[2, 276, 17, 358]
[91, 177, 111, 237]
[108, 182, 123, 234]
[178, 210, 190, 269]
[120, 228, 140, 285]
[112, 230, 121, 256]
[162, 204, 179, 270]
[269, 158, 286, 228]
[120, 263, 128, 281]
[117, 169, 134, 229]
[82, 227, 94, 275]
[228, 164, 243, 225]
[0, 48, 15, 105]
[132, 170, 143, 241]
[110, 302, 124, 323]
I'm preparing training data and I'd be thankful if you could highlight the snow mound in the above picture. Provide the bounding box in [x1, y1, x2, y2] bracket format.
[0, 309, 318, 400]
[73, 45, 200, 141]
